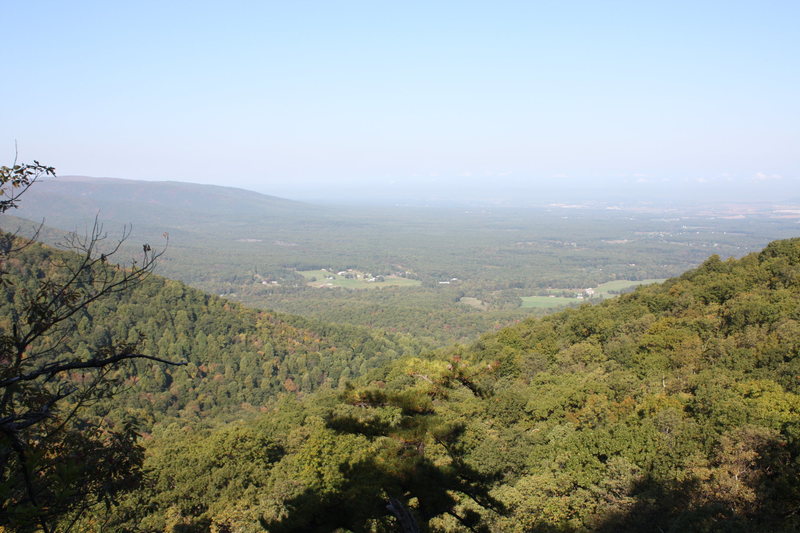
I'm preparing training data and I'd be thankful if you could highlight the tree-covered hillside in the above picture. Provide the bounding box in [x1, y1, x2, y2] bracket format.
[0, 240, 426, 429]
[94, 238, 800, 532]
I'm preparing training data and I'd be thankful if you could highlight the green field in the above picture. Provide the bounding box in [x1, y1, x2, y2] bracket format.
[522, 279, 667, 309]
[299, 269, 422, 289]
[520, 295, 579, 308]
[594, 278, 667, 297]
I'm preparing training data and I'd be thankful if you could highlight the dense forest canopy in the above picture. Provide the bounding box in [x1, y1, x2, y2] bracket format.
[103, 238, 798, 532]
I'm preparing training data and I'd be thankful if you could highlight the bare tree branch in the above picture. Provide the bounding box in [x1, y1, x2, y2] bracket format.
[0, 353, 186, 388]
[0, 160, 178, 530]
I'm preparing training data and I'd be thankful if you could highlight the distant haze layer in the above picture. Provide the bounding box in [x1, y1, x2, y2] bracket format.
[3, 2, 798, 206]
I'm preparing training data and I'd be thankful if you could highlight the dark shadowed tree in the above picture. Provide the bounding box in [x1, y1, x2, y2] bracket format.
[0, 161, 184, 532]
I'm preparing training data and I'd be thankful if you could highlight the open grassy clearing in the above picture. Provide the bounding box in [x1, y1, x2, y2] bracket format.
[522, 279, 667, 309]
[298, 269, 421, 289]
[593, 278, 666, 297]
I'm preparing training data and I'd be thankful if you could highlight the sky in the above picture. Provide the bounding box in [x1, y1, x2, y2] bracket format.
[3, 1, 798, 205]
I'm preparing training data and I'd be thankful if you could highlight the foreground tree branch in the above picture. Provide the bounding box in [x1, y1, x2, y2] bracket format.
[0, 161, 182, 531]
[0, 352, 185, 389]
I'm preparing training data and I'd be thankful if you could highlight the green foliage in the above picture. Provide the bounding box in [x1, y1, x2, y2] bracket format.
[156, 237, 798, 532]
[8, 173, 800, 533]
[0, 162, 178, 532]
[0, 161, 55, 213]
[0, 241, 427, 434]
[0, 230, 422, 531]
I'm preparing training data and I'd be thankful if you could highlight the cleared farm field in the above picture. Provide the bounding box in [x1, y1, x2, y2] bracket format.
[594, 278, 666, 296]
[522, 279, 666, 309]
[299, 269, 421, 289]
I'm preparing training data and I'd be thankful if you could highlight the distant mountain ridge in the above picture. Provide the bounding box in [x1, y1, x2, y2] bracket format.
[14, 175, 318, 231]
[56, 175, 307, 206]
[3, 175, 343, 278]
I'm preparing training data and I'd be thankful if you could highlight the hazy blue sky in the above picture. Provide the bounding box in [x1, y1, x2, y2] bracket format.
[3, 1, 798, 205]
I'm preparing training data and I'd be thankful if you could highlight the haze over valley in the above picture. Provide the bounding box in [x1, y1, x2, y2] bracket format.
[5, 175, 798, 346]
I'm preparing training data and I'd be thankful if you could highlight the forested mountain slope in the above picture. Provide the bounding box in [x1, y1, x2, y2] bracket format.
[10, 176, 317, 232]
[97, 238, 800, 532]
[0, 239, 425, 428]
